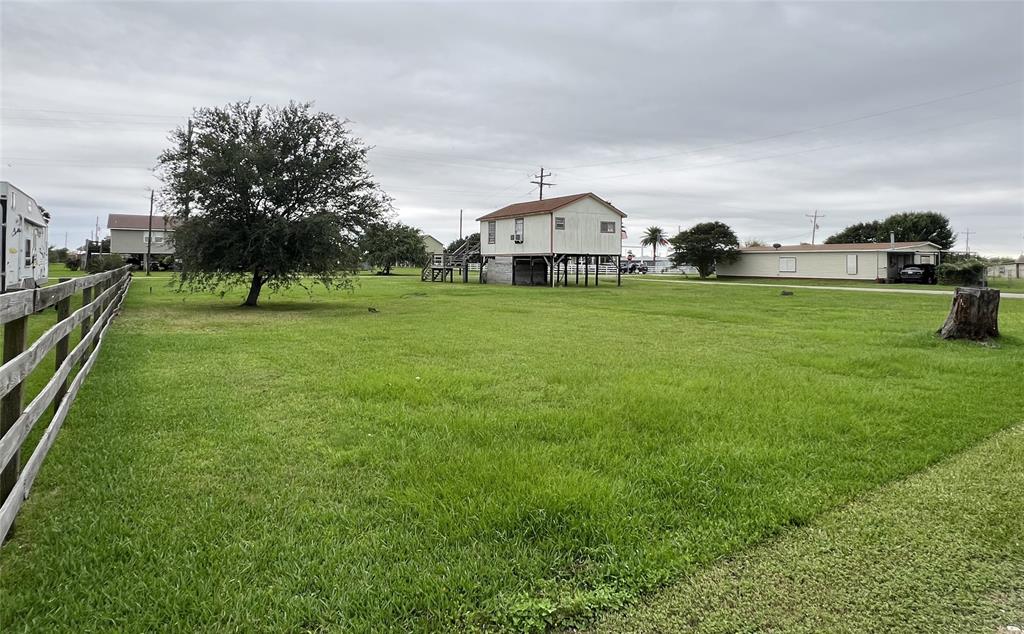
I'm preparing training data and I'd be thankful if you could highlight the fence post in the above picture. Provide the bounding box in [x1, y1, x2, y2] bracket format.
[53, 277, 72, 415]
[81, 284, 95, 363]
[1, 313, 29, 537]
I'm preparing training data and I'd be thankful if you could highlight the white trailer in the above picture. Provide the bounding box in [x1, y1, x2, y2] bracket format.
[0, 182, 50, 292]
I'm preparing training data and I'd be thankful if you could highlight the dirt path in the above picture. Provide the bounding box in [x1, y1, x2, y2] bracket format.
[590, 425, 1024, 633]
[635, 276, 1024, 299]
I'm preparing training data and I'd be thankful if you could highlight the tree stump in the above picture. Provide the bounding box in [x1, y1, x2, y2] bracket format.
[938, 287, 1000, 340]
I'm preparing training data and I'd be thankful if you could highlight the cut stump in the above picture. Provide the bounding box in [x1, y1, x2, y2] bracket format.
[938, 287, 1000, 341]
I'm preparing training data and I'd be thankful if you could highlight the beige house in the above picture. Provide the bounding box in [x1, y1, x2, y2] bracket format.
[421, 234, 444, 256]
[716, 242, 943, 282]
[107, 214, 176, 260]
[477, 192, 626, 286]
[987, 255, 1024, 279]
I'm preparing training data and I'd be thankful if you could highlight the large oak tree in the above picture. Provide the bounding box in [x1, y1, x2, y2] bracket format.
[669, 221, 740, 278]
[158, 101, 389, 306]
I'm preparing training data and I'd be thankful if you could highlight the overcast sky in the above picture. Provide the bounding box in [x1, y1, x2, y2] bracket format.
[2, 1, 1022, 256]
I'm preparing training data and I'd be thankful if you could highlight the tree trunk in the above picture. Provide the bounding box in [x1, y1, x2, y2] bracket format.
[243, 272, 263, 307]
[938, 287, 999, 340]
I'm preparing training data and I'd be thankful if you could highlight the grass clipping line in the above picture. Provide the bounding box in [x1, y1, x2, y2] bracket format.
[592, 424, 1024, 634]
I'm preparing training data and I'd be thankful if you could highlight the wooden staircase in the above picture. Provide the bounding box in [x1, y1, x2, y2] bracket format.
[422, 236, 481, 282]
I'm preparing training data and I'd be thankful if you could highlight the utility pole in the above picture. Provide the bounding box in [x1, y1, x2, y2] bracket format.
[185, 117, 194, 215]
[805, 210, 825, 244]
[962, 227, 976, 254]
[146, 188, 154, 276]
[459, 209, 463, 240]
[530, 167, 555, 201]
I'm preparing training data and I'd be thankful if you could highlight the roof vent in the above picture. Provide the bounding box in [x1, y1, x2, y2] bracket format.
[772, 243, 782, 250]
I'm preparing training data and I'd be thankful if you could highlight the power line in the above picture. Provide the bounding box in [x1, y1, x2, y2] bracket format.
[553, 77, 1022, 171]
[563, 111, 1019, 183]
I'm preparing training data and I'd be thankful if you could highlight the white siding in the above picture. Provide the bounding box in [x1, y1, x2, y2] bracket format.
[716, 246, 941, 280]
[717, 251, 886, 280]
[551, 197, 622, 255]
[480, 214, 553, 255]
[1, 181, 49, 289]
[479, 195, 623, 256]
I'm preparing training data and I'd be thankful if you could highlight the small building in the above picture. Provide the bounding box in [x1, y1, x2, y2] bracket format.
[716, 241, 943, 282]
[477, 192, 626, 286]
[107, 214, 176, 263]
[421, 234, 444, 256]
[0, 181, 50, 292]
[987, 255, 1024, 279]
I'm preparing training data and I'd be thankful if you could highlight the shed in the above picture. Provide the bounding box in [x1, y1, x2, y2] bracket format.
[477, 192, 626, 286]
[716, 242, 943, 282]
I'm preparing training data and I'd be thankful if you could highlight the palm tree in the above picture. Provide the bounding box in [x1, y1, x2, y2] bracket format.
[640, 226, 669, 271]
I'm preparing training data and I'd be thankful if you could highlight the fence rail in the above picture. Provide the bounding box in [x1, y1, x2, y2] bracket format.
[0, 266, 132, 543]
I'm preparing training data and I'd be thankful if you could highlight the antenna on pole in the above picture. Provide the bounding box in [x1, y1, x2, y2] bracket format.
[805, 210, 825, 244]
[530, 167, 555, 201]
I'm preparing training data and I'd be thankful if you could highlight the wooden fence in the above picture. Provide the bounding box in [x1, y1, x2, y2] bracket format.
[0, 266, 132, 543]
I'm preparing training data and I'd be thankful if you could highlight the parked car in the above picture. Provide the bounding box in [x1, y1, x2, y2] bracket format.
[620, 261, 649, 274]
[898, 264, 937, 284]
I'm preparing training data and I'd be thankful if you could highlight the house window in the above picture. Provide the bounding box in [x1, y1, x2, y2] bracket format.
[779, 256, 797, 273]
[25, 239, 31, 267]
[600, 221, 616, 234]
[554, 217, 565, 230]
[154, 235, 165, 244]
[513, 218, 524, 242]
[846, 254, 858, 275]
[487, 221, 496, 244]
[143, 234, 150, 244]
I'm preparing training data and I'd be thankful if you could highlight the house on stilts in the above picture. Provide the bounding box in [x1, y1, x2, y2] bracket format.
[473, 192, 626, 286]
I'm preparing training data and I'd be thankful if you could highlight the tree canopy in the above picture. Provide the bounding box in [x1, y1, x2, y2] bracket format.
[825, 212, 955, 250]
[361, 222, 430, 274]
[668, 221, 740, 278]
[640, 226, 669, 263]
[157, 101, 389, 306]
[446, 232, 480, 254]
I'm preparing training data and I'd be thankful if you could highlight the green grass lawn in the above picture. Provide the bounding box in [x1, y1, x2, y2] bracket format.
[1, 273, 1022, 632]
[593, 424, 1024, 633]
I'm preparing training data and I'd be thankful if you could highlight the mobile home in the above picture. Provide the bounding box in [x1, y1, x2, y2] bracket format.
[0, 182, 50, 292]
[716, 241, 943, 282]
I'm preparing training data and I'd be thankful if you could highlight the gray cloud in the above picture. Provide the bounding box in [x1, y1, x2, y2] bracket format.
[2, 1, 1021, 255]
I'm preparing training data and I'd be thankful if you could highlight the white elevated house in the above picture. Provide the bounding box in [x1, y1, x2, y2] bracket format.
[716, 241, 943, 282]
[477, 192, 626, 286]
[107, 213, 176, 263]
[0, 182, 50, 292]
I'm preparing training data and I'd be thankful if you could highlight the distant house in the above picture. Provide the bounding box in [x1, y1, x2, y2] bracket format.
[987, 255, 1024, 279]
[0, 181, 50, 291]
[716, 242, 943, 282]
[477, 192, 625, 286]
[422, 234, 444, 256]
[107, 214, 176, 261]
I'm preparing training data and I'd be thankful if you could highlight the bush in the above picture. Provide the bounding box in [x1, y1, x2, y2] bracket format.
[85, 254, 126, 274]
[937, 259, 986, 286]
[65, 255, 81, 271]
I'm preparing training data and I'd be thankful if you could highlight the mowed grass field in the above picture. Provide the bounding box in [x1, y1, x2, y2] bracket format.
[1, 272, 1022, 631]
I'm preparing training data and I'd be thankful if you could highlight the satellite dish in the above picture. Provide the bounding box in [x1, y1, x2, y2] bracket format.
[772, 243, 782, 249]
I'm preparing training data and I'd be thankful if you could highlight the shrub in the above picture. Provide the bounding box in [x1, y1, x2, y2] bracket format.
[85, 254, 126, 274]
[937, 259, 986, 286]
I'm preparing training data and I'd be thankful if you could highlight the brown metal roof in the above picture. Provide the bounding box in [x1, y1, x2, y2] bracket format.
[741, 241, 940, 253]
[107, 213, 176, 231]
[476, 192, 626, 221]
